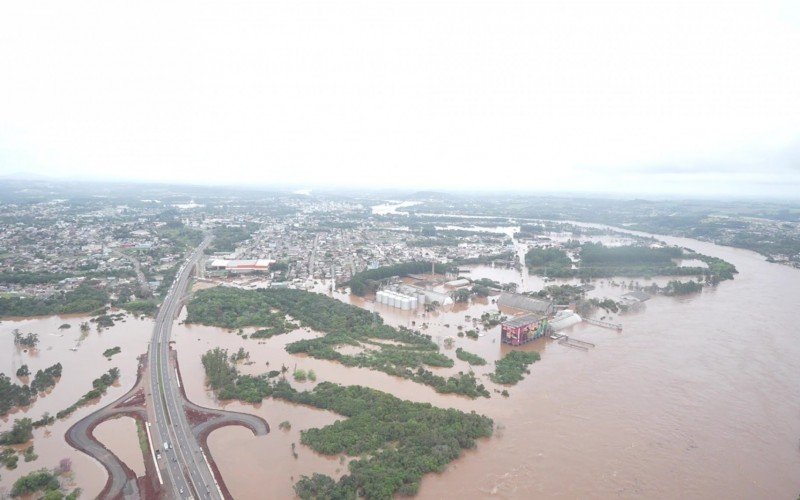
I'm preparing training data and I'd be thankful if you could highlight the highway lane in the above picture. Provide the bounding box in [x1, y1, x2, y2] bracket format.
[146, 236, 220, 499]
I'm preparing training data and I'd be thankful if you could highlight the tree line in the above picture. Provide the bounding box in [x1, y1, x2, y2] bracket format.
[0, 284, 109, 318]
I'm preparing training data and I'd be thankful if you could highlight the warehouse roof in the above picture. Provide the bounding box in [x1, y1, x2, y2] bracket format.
[502, 313, 543, 328]
[497, 293, 553, 314]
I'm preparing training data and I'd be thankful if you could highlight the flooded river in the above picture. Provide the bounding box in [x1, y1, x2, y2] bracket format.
[174, 228, 800, 499]
[4, 226, 798, 499]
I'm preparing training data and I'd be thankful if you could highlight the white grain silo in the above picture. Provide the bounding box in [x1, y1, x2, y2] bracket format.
[400, 296, 410, 310]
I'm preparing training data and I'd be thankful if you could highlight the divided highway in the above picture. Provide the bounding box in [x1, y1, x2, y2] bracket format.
[146, 236, 220, 499]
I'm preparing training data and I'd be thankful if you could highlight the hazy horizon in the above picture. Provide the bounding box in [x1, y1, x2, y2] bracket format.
[1, 1, 799, 198]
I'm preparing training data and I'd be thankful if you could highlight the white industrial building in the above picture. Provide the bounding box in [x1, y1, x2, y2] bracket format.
[376, 289, 419, 310]
[206, 259, 274, 273]
[549, 310, 582, 331]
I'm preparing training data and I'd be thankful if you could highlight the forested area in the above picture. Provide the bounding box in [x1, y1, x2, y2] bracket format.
[524, 247, 573, 275]
[490, 351, 540, 384]
[627, 216, 800, 265]
[201, 349, 493, 499]
[206, 224, 257, 254]
[154, 220, 203, 251]
[186, 286, 298, 331]
[525, 243, 737, 281]
[0, 284, 109, 318]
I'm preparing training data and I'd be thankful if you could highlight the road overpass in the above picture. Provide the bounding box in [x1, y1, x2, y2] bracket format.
[145, 236, 222, 499]
[68, 236, 269, 499]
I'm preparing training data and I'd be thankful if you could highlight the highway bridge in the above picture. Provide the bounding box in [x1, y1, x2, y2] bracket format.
[145, 236, 222, 499]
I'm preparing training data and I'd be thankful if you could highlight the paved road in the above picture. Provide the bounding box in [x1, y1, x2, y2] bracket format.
[146, 237, 221, 500]
[65, 382, 144, 499]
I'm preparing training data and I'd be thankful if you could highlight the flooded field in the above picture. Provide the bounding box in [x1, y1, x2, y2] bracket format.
[0, 313, 152, 497]
[178, 228, 800, 499]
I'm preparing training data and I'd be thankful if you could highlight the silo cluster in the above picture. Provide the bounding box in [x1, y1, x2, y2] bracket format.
[376, 289, 419, 310]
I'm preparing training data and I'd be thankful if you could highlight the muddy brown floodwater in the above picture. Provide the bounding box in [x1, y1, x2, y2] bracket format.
[175, 228, 800, 499]
[0, 313, 152, 497]
[94, 415, 145, 477]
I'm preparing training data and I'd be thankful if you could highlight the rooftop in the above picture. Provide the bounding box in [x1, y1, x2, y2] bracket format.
[502, 313, 543, 328]
[497, 293, 553, 314]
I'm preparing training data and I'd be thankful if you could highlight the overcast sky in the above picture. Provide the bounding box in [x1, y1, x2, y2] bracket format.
[1, 1, 799, 198]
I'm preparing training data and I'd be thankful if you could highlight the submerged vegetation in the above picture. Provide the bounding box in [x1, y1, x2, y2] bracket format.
[490, 351, 540, 385]
[10, 468, 80, 498]
[0, 418, 34, 445]
[190, 288, 489, 398]
[455, 348, 487, 366]
[12, 330, 39, 348]
[201, 349, 493, 499]
[206, 224, 257, 254]
[662, 280, 704, 295]
[103, 346, 122, 358]
[55, 367, 120, 420]
[0, 363, 63, 416]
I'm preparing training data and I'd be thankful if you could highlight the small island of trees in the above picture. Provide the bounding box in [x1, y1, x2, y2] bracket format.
[201, 348, 493, 499]
[490, 351, 540, 385]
